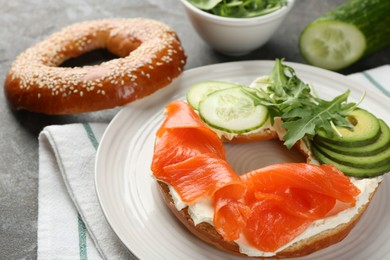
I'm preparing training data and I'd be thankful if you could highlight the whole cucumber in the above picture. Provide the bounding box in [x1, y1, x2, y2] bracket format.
[299, 0, 390, 70]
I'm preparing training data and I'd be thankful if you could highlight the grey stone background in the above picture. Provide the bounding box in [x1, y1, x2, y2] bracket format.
[0, 0, 389, 259]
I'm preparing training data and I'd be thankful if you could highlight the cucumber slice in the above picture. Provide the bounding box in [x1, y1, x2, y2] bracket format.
[299, 0, 390, 70]
[186, 81, 239, 110]
[198, 86, 268, 133]
[299, 21, 366, 71]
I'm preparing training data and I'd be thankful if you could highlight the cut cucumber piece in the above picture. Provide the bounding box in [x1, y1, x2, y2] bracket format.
[300, 21, 366, 71]
[198, 86, 268, 133]
[186, 81, 240, 110]
[299, 0, 390, 70]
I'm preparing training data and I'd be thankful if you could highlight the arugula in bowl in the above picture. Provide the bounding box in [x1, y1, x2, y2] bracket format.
[187, 0, 288, 18]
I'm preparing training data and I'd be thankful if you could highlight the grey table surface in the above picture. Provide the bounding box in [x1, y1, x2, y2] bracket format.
[0, 0, 389, 259]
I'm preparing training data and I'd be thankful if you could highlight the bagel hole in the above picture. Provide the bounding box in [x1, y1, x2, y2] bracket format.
[59, 48, 119, 67]
[224, 140, 306, 176]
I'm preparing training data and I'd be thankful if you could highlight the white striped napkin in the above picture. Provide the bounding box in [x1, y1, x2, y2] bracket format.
[38, 123, 135, 260]
[348, 65, 390, 97]
[37, 65, 389, 260]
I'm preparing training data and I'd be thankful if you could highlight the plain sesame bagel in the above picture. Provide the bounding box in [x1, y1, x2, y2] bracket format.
[4, 18, 186, 114]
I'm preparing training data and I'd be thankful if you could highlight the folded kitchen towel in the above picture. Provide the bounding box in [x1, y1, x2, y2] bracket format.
[37, 65, 389, 260]
[348, 65, 390, 97]
[38, 123, 136, 260]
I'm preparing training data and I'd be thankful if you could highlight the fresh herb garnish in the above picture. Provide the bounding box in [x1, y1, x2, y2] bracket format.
[187, 0, 288, 18]
[244, 59, 363, 149]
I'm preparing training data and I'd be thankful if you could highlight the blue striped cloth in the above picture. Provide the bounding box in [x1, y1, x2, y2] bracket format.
[37, 65, 389, 260]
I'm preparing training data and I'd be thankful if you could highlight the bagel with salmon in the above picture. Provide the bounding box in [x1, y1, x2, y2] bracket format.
[150, 60, 388, 258]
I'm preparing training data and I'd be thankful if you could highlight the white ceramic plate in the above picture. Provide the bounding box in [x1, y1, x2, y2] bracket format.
[95, 61, 390, 260]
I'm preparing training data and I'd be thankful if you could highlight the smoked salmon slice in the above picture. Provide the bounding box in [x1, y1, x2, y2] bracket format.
[151, 101, 250, 241]
[163, 152, 251, 241]
[151, 100, 361, 253]
[213, 183, 249, 241]
[239, 163, 360, 252]
[163, 153, 240, 203]
[151, 101, 225, 180]
[241, 163, 360, 205]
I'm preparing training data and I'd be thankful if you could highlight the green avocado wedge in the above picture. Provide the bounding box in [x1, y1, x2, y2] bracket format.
[312, 145, 390, 178]
[316, 109, 381, 147]
[314, 119, 390, 156]
[313, 143, 390, 169]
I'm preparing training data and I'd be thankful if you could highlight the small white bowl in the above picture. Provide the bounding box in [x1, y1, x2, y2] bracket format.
[180, 0, 295, 56]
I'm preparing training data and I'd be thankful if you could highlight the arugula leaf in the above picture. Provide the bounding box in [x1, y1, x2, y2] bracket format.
[246, 59, 362, 149]
[187, 0, 222, 10]
[281, 91, 353, 148]
[187, 0, 288, 18]
[270, 58, 287, 88]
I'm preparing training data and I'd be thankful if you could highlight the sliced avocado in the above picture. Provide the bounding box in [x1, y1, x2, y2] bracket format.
[314, 119, 390, 156]
[314, 143, 390, 169]
[312, 146, 390, 178]
[316, 109, 381, 147]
